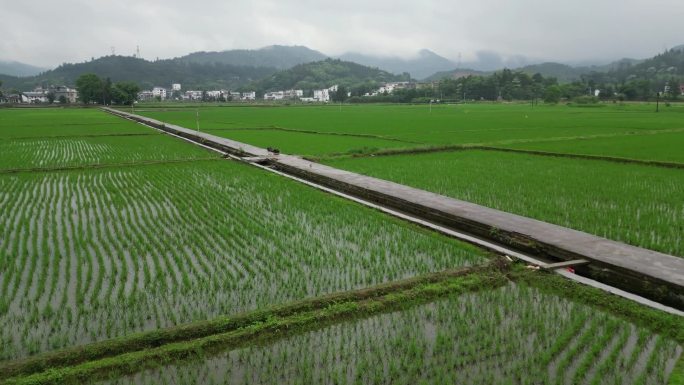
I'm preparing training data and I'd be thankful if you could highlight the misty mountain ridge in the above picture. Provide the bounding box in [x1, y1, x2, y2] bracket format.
[338, 49, 455, 80]
[0, 61, 48, 77]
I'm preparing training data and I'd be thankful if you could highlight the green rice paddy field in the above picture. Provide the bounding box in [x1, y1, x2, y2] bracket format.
[102, 285, 681, 385]
[135, 103, 684, 161]
[327, 150, 684, 256]
[0, 106, 682, 384]
[137, 103, 684, 256]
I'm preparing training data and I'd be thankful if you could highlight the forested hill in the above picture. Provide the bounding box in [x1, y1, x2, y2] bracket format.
[176, 45, 327, 69]
[0, 55, 278, 91]
[246, 59, 409, 93]
[427, 47, 684, 87]
[582, 47, 684, 84]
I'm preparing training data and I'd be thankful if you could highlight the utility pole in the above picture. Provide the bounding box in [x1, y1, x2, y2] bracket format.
[196, 109, 200, 132]
[656, 92, 660, 113]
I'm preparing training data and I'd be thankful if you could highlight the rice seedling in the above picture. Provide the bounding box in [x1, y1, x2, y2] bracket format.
[0, 160, 485, 360]
[134, 103, 684, 161]
[98, 285, 682, 385]
[326, 150, 684, 256]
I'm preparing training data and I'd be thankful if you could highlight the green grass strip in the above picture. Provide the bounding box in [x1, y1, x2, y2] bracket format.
[322, 143, 684, 169]
[478, 146, 684, 169]
[671, 360, 684, 385]
[0, 261, 508, 384]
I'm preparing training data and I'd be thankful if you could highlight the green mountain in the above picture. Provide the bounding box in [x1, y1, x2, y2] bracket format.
[515, 58, 646, 83]
[0, 55, 277, 91]
[246, 58, 410, 93]
[176, 45, 327, 69]
[586, 48, 684, 83]
[515, 62, 586, 82]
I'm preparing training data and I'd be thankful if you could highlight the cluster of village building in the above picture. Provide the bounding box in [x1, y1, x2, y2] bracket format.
[137, 84, 257, 102]
[0, 85, 78, 104]
[264, 85, 342, 102]
[137, 83, 350, 103]
[1, 81, 413, 104]
[4, 81, 682, 104]
[135, 82, 416, 103]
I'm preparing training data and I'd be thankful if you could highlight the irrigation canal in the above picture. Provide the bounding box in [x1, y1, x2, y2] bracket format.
[102, 107, 684, 315]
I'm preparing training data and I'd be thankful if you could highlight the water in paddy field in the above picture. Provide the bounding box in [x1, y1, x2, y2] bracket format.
[0, 160, 485, 361]
[99, 285, 681, 385]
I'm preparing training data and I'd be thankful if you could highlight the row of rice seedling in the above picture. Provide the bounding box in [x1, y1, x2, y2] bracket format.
[0, 134, 218, 171]
[100, 284, 682, 385]
[0, 108, 151, 139]
[0, 160, 486, 360]
[326, 149, 684, 256]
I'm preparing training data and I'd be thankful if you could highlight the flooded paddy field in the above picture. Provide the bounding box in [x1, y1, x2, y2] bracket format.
[100, 284, 682, 385]
[1, 106, 681, 384]
[0, 157, 484, 360]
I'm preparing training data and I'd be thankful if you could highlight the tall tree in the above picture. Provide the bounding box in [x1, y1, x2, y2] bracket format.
[75, 73, 103, 104]
[111, 81, 140, 105]
[331, 85, 348, 102]
[543, 85, 561, 104]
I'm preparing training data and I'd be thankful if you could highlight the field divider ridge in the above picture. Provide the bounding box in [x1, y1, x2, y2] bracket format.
[208, 125, 425, 144]
[101, 107, 684, 310]
[323, 143, 684, 169]
[0, 263, 508, 384]
[474, 146, 684, 169]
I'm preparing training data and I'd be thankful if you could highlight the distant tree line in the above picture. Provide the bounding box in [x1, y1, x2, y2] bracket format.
[75, 73, 140, 105]
[352, 66, 681, 104]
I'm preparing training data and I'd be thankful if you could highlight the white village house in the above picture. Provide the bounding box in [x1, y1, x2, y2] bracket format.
[3, 85, 78, 104]
[263, 89, 303, 101]
[152, 87, 167, 99]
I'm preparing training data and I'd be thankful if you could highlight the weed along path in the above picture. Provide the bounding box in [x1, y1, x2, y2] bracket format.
[104, 107, 684, 310]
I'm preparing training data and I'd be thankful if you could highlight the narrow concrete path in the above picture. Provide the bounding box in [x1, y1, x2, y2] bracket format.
[102, 107, 684, 308]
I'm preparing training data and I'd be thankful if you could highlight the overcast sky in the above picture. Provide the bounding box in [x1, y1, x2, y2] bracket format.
[3, 0, 683, 67]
